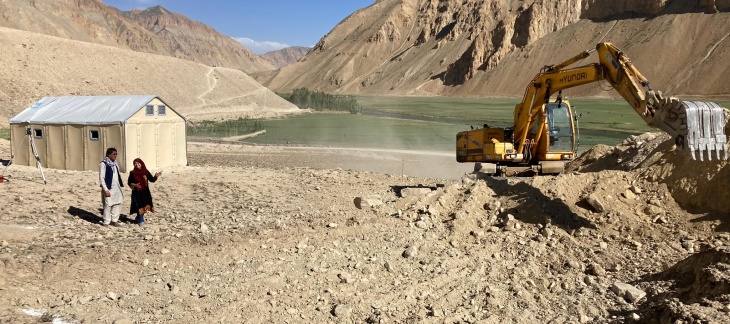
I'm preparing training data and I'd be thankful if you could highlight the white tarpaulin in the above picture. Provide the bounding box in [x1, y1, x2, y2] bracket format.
[9, 95, 158, 125]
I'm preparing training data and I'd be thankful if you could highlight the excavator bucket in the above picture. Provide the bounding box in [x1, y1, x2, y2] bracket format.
[685, 101, 728, 161]
[655, 100, 728, 161]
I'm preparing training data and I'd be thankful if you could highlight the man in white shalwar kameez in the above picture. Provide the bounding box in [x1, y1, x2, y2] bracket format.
[99, 148, 124, 226]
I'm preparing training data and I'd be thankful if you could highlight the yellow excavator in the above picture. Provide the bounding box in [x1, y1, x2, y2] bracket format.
[456, 42, 728, 176]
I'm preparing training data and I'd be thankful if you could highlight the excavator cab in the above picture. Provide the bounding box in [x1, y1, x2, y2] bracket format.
[523, 99, 576, 175]
[527, 100, 575, 155]
[546, 101, 575, 153]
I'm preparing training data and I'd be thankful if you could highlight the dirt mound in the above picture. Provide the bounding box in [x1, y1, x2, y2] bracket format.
[568, 130, 730, 214]
[639, 247, 730, 323]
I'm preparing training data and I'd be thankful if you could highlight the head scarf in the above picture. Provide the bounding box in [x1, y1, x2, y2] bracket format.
[130, 158, 149, 191]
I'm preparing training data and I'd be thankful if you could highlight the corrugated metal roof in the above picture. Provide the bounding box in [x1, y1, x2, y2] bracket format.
[9, 95, 160, 125]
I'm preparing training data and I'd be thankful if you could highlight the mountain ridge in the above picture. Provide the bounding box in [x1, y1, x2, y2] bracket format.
[0, 26, 298, 127]
[257, 0, 730, 100]
[0, 0, 273, 73]
[260, 46, 311, 69]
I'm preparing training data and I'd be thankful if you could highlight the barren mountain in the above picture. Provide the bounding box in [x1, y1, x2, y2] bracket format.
[260, 46, 311, 69]
[257, 0, 730, 100]
[0, 27, 298, 127]
[120, 5, 274, 72]
[0, 0, 273, 73]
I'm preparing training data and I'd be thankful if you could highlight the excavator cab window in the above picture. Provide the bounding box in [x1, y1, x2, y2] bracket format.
[547, 102, 574, 152]
[529, 118, 540, 135]
[504, 127, 514, 142]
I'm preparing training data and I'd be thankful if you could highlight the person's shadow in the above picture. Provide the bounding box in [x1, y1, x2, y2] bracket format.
[67, 206, 102, 224]
[67, 206, 131, 224]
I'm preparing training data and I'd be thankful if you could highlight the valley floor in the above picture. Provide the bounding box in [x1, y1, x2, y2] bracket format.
[0, 139, 728, 323]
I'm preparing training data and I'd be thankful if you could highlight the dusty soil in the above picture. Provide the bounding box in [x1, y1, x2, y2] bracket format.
[1, 135, 729, 324]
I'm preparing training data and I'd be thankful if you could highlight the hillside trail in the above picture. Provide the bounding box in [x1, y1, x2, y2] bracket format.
[597, 21, 617, 43]
[196, 67, 219, 104]
[188, 67, 273, 115]
[665, 31, 730, 94]
[217, 130, 267, 142]
[0, 134, 729, 323]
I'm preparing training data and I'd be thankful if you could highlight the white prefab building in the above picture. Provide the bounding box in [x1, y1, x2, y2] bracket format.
[9, 95, 187, 173]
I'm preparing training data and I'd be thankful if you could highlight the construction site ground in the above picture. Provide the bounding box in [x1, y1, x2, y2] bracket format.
[0, 133, 729, 323]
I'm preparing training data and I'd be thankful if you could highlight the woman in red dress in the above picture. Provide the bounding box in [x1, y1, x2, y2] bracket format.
[127, 158, 162, 226]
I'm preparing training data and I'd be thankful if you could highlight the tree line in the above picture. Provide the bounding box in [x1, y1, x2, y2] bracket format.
[187, 118, 263, 137]
[280, 88, 362, 114]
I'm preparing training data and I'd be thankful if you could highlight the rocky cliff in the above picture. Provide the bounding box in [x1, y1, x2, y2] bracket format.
[257, 0, 730, 99]
[0, 0, 273, 73]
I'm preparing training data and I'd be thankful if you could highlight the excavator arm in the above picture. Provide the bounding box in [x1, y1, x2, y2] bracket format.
[596, 43, 727, 161]
[513, 42, 727, 161]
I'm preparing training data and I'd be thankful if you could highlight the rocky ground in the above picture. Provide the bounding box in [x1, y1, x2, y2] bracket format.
[0, 134, 729, 324]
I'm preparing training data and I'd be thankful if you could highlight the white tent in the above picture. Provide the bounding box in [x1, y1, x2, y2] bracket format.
[9, 95, 187, 172]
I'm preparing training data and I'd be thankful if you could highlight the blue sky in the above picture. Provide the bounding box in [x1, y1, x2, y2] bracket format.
[101, 0, 374, 54]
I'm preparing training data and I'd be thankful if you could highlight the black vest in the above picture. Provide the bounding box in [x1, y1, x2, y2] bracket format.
[104, 163, 124, 189]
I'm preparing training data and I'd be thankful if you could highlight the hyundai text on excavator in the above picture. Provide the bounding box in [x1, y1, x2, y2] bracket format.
[456, 42, 728, 176]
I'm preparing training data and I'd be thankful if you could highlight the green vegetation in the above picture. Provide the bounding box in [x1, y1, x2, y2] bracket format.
[187, 97, 730, 154]
[566, 98, 654, 133]
[356, 96, 658, 133]
[356, 96, 517, 123]
[280, 88, 362, 114]
[355, 95, 658, 152]
[357, 97, 730, 134]
[242, 113, 461, 152]
[187, 118, 263, 137]
[0, 128, 9, 141]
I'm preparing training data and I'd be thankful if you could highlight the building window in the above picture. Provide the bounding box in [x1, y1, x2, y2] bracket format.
[33, 128, 43, 139]
[146, 105, 154, 116]
[158, 105, 166, 116]
[89, 130, 100, 141]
